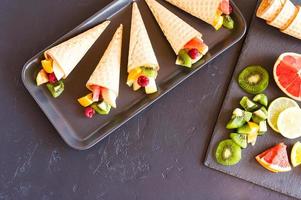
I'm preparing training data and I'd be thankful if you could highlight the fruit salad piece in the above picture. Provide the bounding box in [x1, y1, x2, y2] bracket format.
[91, 101, 111, 115]
[267, 97, 299, 133]
[41, 59, 53, 73]
[46, 81, 64, 98]
[291, 141, 301, 167]
[274, 53, 301, 101]
[237, 122, 259, 146]
[90, 85, 103, 102]
[36, 69, 49, 86]
[78, 93, 94, 107]
[238, 65, 269, 94]
[253, 93, 268, 107]
[215, 139, 241, 166]
[176, 38, 208, 68]
[240, 96, 258, 112]
[127, 67, 158, 94]
[230, 133, 247, 149]
[256, 143, 291, 173]
[252, 107, 268, 123]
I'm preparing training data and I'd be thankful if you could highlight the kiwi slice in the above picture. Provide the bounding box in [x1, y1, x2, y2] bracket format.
[215, 139, 241, 166]
[238, 66, 269, 94]
[226, 117, 245, 129]
[230, 133, 247, 148]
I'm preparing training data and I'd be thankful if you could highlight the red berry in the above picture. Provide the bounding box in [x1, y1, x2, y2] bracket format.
[137, 76, 149, 87]
[84, 107, 95, 118]
[48, 73, 57, 84]
[188, 48, 200, 59]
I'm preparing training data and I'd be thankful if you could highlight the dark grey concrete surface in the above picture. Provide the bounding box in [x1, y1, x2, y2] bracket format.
[0, 0, 296, 199]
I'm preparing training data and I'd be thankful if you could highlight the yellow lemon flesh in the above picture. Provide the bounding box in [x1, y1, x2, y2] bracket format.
[213, 15, 224, 30]
[291, 141, 301, 167]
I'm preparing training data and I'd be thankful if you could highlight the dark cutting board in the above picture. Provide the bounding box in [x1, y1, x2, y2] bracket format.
[205, 0, 301, 199]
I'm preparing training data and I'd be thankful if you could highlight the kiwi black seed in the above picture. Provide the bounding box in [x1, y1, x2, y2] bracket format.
[238, 66, 269, 94]
[215, 139, 241, 166]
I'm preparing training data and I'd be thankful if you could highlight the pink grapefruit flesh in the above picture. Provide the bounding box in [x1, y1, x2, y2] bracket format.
[274, 53, 301, 101]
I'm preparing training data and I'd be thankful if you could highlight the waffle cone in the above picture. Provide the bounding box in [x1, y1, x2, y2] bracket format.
[256, 0, 286, 21]
[86, 25, 123, 97]
[128, 2, 159, 73]
[145, 0, 202, 55]
[282, 6, 301, 40]
[165, 0, 222, 26]
[45, 21, 110, 79]
[267, 0, 297, 29]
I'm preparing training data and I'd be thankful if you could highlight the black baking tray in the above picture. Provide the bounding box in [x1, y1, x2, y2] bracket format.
[205, 0, 301, 199]
[22, 0, 247, 150]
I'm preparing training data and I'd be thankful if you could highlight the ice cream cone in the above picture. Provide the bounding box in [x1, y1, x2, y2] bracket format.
[45, 21, 110, 80]
[145, 0, 203, 55]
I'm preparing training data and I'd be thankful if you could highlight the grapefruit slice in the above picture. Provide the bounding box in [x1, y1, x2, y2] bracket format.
[274, 52, 301, 101]
[255, 143, 292, 173]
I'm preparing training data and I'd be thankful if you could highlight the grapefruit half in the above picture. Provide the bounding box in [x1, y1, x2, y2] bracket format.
[274, 52, 301, 101]
[255, 143, 292, 173]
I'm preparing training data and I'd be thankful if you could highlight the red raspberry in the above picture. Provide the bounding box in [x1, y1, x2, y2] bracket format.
[84, 107, 95, 118]
[188, 48, 200, 59]
[137, 76, 149, 87]
[48, 73, 57, 84]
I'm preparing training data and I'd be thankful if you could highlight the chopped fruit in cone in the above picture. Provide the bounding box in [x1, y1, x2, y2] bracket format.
[184, 38, 208, 55]
[277, 107, 301, 139]
[291, 141, 301, 167]
[90, 85, 102, 102]
[41, 59, 53, 73]
[215, 139, 241, 166]
[48, 73, 57, 84]
[137, 75, 149, 87]
[46, 81, 64, 98]
[188, 49, 200, 60]
[240, 96, 258, 111]
[274, 53, 301, 101]
[91, 102, 111, 115]
[127, 68, 142, 86]
[78, 93, 94, 107]
[253, 93, 268, 107]
[238, 65, 269, 94]
[133, 80, 141, 91]
[267, 97, 299, 133]
[176, 50, 192, 68]
[145, 78, 157, 94]
[84, 107, 95, 118]
[102, 88, 117, 108]
[220, 0, 231, 15]
[127, 67, 158, 94]
[36, 69, 49, 86]
[256, 143, 291, 173]
[213, 15, 224, 30]
[223, 15, 234, 29]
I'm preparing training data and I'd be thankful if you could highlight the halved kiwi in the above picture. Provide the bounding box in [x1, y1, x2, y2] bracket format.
[238, 66, 269, 94]
[215, 139, 241, 166]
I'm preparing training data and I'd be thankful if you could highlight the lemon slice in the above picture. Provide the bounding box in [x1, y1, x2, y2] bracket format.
[291, 141, 301, 167]
[277, 107, 301, 139]
[267, 97, 299, 132]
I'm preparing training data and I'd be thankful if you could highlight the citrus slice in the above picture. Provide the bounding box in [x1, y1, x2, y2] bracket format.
[274, 53, 301, 101]
[255, 143, 291, 173]
[277, 107, 301, 139]
[291, 141, 301, 167]
[78, 93, 94, 107]
[267, 97, 299, 132]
